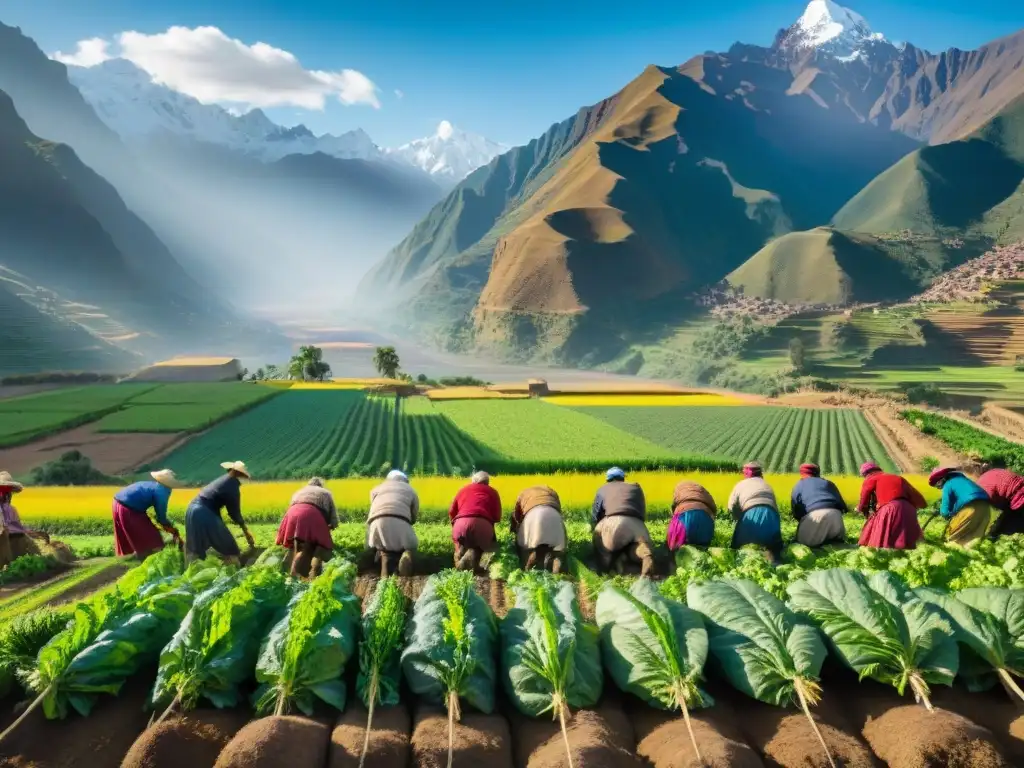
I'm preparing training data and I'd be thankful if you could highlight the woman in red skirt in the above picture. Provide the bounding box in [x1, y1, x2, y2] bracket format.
[111, 469, 183, 558]
[276, 477, 337, 578]
[856, 461, 926, 549]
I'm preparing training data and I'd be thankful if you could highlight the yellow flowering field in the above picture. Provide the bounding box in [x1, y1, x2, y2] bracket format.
[542, 394, 750, 407]
[18, 471, 939, 534]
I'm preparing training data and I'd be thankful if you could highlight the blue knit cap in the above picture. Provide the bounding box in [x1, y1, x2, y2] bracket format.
[606, 467, 626, 481]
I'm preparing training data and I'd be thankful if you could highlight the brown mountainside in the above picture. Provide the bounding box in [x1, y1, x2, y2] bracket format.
[363, 23, 1024, 364]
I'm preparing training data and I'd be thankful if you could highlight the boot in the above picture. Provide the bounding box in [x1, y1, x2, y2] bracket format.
[524, 550, 538, 571]
[550, 554, 563, 575]
[613, 553, 627, 575]
[456, 548, 476, 571]
[398, 550, 414, 577]
[379, 551, 390, 578]
[636, 540, 655, 578]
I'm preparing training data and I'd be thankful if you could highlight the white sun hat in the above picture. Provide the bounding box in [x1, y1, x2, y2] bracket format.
[0, 471, 24, 493]
[150, 469, 183, 488]
[220, 461, 252, 479]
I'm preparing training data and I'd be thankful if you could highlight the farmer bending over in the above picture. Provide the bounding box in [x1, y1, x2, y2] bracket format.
[276, 476, 337, 578]
[978, 467, 1024, 538]
[367, 469, 419, 577]
[728, 461, 783, 555]
[511, 484, 567, 573]
[184, 461, 255, 565]
[790, 463, 847, 547]
[591, 467, 654, 577]
[450, 471, 502, 572]
[0, 471, 50, 568]
[929, 467, 993, 547]
[667, 479, 716, 550]
[856, 461, 925, 550]
[112, 469, 183, 559]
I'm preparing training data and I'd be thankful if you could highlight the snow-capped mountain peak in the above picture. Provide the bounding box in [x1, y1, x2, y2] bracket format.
[386, 121, 509, 182]
[777, 0, 885, 59]
[65, 58, 385, 162]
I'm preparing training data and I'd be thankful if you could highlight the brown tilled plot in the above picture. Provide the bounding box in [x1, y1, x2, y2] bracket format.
[0, 426, 184, 476]
[214, 716, 333, 768]
[120, 709, 251, 768]
[410, 707, 514, 768]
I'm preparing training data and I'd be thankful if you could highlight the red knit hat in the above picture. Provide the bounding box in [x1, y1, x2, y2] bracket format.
[928, 467, 957, 487]
[799, 463, 820, 477]
[859, 461, 882, 477]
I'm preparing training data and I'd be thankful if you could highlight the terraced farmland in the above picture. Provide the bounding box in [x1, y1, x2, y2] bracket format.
[575, 405, 896, 474]
[94, 383, 277, 433]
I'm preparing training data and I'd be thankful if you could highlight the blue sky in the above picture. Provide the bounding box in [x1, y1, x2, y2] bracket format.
[3, 0, 1022, 147]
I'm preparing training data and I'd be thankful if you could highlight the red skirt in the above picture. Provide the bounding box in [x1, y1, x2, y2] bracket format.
[858, 500, 923, 550]
[452, 516, 497, 552]
[112, 500, 165, 556]
[276, 503, 333, 551]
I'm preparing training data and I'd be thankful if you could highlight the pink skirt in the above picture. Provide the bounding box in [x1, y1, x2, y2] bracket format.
[858, 500, 923, 550]
[452, 516, 497, 552]
[276, 503, 333, 551]
[112, 500, 165, 556]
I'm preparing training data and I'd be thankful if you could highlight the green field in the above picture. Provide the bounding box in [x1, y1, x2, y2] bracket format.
[93, 384, 278, 433]
[0, 384, 158, 446]
[574, 406, 896, 474]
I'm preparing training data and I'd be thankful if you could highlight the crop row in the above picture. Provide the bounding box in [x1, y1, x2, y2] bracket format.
[903, 409, 1024, 472]
[578, 405, 897, 473]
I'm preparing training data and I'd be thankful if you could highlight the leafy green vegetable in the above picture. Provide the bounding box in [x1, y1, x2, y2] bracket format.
[597, 578, 709, 763]
[688, 578, 836, 768]
[402, 570, 497, 768]
[356, 576, 409, 768]
[151, 564, 291, 716]
[916, 586, 1024, 701]
[787, 569, 958, 710]
[0, 610, 69, 698]
[254, 560, 359, 716]
[502, 571, 601, 768]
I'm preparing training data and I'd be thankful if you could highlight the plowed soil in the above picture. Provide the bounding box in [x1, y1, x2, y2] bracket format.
[847, 684, 1010, 768]
[0, 680, 150, 768]
[410, 707, 514, 768]
[630, 703, 764, 768]
[932, 688, 1024, 762]
[509, 702, 641, 768]
[0, 426, 184, 476]
[213, 715, 332, 768]
[327, 703, 411, 768]
[120, 709, 251, 768]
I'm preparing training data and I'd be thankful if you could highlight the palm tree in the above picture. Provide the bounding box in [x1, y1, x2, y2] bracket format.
[373, 346, 401, 379]
[288, 346, 332, 381]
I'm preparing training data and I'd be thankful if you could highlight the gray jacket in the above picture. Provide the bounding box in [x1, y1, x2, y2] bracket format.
[592, 481, 646, 528]
[368, 479, 419, 524]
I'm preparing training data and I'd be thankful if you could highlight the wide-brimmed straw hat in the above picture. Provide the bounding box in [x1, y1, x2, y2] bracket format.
[220, 461, 251, 479]
[0, 471, 24, 493]
[928, 467, 957, 487]
[150, 469, 183, 488]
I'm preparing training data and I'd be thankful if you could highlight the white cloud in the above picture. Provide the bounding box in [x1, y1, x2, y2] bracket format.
[53, 37, 112, 67]
[394, 89, 404, 99]
[55, 26, 380, 110]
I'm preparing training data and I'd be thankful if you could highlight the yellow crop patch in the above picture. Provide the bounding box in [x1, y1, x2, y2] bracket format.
[542, 394, 750, 406]
[18, 472, 938, 528]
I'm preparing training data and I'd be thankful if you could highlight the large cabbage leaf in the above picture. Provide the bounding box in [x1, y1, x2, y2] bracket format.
[688, 578, 838, 767]
[151, 564, 291, 713]
[15, 548, 186, 722]
[502, 571, 602, 717]
[787, 568, 958, 710]
[401, 570, 497, 715]
[916, 586, 1024, 700]
[598, 578, 710, 764]
[254, 560, 359, 716]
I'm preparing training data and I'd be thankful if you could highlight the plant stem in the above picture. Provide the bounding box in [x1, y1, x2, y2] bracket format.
[358, 671, 379, 768]
[908, 673, 934, 712]
[447, 690, 461, 768]
[555, 698, 576, 768]
[794, 679, 837, 768]
[0, 683, 52, 744]
[677, 695, 703, 767]
[997, 668, 1024, 705]
[152, 692, 183, 729]
[274, 690, 287, 717]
